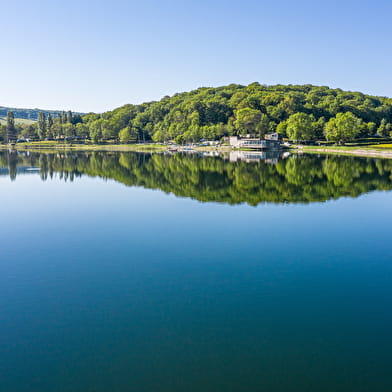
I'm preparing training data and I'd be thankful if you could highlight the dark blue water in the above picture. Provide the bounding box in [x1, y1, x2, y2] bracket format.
[1, 152, 392, 391]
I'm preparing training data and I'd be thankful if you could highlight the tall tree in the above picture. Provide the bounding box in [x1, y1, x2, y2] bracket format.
[37, 112, 47, 140]
[6, 111, 16, 143]
[67, 111, 73, 124]
[47, 114, 54, 139]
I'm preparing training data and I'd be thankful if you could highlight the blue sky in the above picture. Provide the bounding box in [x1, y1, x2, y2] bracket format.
[1, 0, 391, 113]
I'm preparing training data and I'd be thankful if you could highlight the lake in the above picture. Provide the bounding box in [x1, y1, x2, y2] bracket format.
[1, 150, 392, 392]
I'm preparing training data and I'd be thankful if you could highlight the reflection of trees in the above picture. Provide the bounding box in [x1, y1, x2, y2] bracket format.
[7, 150, 18, 181]
[1, 150, 392, 205]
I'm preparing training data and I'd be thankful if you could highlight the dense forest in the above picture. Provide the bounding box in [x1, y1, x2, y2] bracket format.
[1, 151, 392, 204]
[1, 83, 392, 144]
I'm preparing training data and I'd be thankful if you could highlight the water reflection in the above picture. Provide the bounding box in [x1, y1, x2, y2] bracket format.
[1, 150, 392, 205]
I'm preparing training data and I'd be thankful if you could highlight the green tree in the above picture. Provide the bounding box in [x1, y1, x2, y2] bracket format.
[90, 120, 103, 142]
[20, 124, 37, 139]
[175, 134, 185, 144]
[286, 113, 316, 141]
[367, 122, 377, 136]
[47, 114, 54, 139]
[67, 110, 73, 124]
[6, 111, 16, 142]
[101, 121, 116, 141]
[63, 123, 75, 137]
[258, 114, 270, 138]
[75, 123, 90, 139]
[37, 112, 47, 140]
[313, 117, 326, 139]
[0, 124, 5, 142]
[152, 130, 164, 142]
[119, 127, 132, 143]
[276, 120, 287, 137]
[377, 118, 392, 137]
[51, 123, 62, 139]
[324, 112, 361, 144]
[234, 108, 263, 136]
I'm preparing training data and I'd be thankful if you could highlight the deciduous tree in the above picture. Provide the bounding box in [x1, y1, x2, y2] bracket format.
[324, 112, 361, 144]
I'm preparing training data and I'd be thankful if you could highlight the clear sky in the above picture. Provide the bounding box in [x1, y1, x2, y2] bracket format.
[1, 0, 391, 113]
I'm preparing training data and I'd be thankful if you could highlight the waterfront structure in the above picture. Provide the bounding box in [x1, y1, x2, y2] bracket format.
[229, 133, 282, 150]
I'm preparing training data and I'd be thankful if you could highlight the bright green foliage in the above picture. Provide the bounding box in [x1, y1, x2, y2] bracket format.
[234, 108, 264, 136]
[377, 119, 392, 137]
[76, 123, 90, 138]
[152, 130, 164, 142]
[324, 112, 361, 143]
[119, 127, 132, 143]
[89, 120, 103, 142]
[72, 83, 390, 143]
[3, 83, 392, 143]
[20, 84, 374, 144]
[286, 113, 316, 141]
[101, 122, 116, 141]
[366, 122, 377, 136]
[174, 134, 185, 144]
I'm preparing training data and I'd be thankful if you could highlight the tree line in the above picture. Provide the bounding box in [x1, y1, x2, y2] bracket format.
[0, 110, 83, 143]
[1, 83, 392, 144]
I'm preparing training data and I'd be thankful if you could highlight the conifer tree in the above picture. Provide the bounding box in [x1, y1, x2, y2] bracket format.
[47, 114, 54, 138]
[6, 111, 16, 143]
[67, 110, 73, 124]
[37, 112, 47, 140]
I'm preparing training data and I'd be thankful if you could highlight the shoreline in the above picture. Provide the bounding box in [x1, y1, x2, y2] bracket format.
[2, 143, 392, 159]
[299, 147, 392, 159]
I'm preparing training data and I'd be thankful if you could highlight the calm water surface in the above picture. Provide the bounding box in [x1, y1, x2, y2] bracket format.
[0, 151, 392, 391]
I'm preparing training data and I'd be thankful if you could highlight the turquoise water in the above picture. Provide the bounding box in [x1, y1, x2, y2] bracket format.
[1, 151, 392, 391]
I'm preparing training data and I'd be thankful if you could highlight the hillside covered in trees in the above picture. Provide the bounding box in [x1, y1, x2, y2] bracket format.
[1, 83, 392, 143]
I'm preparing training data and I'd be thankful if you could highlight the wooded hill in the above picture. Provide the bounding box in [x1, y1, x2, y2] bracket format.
[2, 83, 392, 143]
[70, 83, 392, 143]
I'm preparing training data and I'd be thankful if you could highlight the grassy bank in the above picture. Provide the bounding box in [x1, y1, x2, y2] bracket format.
[0, 141, 167, 152]
[296, 144, 392, 159]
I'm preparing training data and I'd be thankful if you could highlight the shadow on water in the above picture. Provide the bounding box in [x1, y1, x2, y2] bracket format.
[1, 149, 392, 205]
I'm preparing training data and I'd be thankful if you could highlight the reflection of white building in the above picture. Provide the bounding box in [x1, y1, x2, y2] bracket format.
[229, 150, 284, 164]
[229, 133, 282, 150]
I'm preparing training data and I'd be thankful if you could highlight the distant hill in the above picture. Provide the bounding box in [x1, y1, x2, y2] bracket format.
[0, 106, 85, 121]
[0, 117, 36, 125]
